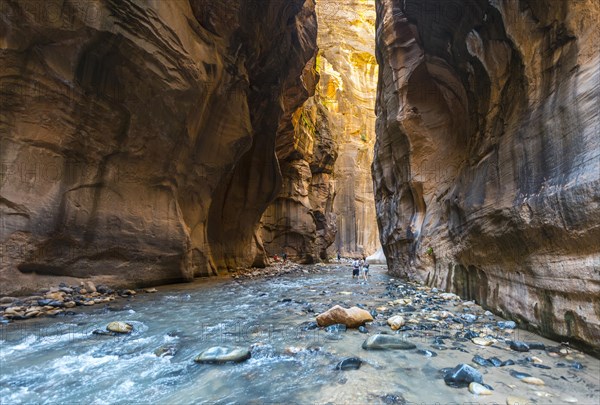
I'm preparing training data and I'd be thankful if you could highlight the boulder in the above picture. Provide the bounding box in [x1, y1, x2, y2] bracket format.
[106, 321, 133, 334]
[362, 334, 416, 350]
[316, 305, 373, 328]
[194, 347, 251, 364]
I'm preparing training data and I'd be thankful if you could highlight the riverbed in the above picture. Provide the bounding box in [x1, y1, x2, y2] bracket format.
[1, 264, 598, 404]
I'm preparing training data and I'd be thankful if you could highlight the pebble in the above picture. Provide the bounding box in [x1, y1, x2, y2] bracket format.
[509, 370, 531, 380]
[468, 382, 492, 395]
[521, 376, 544, 385]
[145, 288, 158, 293]
[358, 326, 368, 333]
[387, 315, 405, 330]
[472, 337, 494, 346]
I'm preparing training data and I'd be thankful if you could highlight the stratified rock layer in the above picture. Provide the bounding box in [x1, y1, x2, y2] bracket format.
[373, 0, 600, 352]
[0, 0, 317, 294]
[318, 0, 380, 257]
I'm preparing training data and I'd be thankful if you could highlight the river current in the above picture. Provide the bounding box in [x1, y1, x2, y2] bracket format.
[1, 264, 598, 404]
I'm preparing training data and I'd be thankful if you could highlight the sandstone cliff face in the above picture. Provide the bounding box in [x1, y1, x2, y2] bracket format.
[373, 0, 600, 352]
[319, 0, 379, 257]
[0, 0, 317, 294]
[260, 0, 380, 261]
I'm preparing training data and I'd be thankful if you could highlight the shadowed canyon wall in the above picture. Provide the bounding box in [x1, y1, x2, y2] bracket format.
[260, 0, 380, 261]
[0, 0, 317, 294]
[373, 0, 600, 352]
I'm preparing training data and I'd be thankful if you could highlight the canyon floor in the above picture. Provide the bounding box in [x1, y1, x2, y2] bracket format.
[1, 264, 598, 404]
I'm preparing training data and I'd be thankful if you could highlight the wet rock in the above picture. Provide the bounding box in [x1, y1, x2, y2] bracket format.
[472, 355, 493, 367]
[431, 344, 448, 351]
[194, 346, 251, 364]
[145, 288, 158, 293]
[155, 345, 177, 357]
[525, 342, 545, 350]
[489, 357, 503, 367]
[316, 305, 373, 328]
[299, 321, 319, 331]
[443, 364, 483, 388]
[64, 301, 77, 308]
[509, 370, 531, 380]
[416, 349, 437, 357]
[358, 326, 368, 334]
[96, 285, 113, 294]
[107, 321, 133, 334]
[325, 324, 347, 333]
[570, 361, 584, 370]
[461, 314, 477, 323]
[498, 321, 516, 329]
[387, 315, 405, 330]
[509, 341, 530, 352]
[501, 359, 515, 366]
[92, 329, 117, 336]
[439, 293, 458, 300]
[336, 357, 362, 370]
[362, 334, 416, 350]
[463, 330, 479, 339]
[0, 297, 16, 305]
[469, 382, 492, 395]
[532, 363, 551, 369]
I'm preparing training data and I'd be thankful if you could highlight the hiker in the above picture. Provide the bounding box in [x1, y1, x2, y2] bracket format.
[362, 260, 370, 281]
[282, 252, 287, 263]
[351, 258, 360, 278]
[337, 251, 341, 262]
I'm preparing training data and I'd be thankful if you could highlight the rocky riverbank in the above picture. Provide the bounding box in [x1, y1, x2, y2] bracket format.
[1, 264, 597, 404]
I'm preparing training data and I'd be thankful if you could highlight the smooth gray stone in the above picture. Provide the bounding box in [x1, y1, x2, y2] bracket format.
[194, 346, 251, 364]
[362, 334, 416, 350]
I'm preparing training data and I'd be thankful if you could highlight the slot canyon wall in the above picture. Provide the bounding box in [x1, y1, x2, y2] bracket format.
[261, 0, 380, 261]
[0, 0, 318, 295]
[373, 0, 600, 352]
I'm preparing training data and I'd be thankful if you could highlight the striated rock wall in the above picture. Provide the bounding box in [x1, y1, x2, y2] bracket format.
[260, 0, 381, 262]
[0, 0, 317, 294]
[318, 0, 379, 257]
[373, 0, 600, 352]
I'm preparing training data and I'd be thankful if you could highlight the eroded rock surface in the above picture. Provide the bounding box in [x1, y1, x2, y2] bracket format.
[260, 0, 380, 262]
[373, 0, 600, 351]
[0, 0, 317, 294]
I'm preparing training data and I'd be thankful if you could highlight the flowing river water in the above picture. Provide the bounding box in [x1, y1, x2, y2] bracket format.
[1, 264, 598, 404]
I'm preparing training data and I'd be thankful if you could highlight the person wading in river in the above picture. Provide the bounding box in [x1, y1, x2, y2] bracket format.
[362, 260, 370, 281]
[351, 258, 360, 279]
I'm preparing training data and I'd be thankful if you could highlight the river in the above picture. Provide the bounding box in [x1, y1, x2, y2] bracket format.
[1, 264, 598, 404]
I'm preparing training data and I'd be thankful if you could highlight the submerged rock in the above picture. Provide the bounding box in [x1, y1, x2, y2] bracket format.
[362, 334, 416, 350]
[316, 305, 373, 328]
[325, 324, 347, 333]
[194, 346, 251, 364]
[336, 357, 362, 370]
[472, 355, 493, 367]
[443, 364, 483, 388]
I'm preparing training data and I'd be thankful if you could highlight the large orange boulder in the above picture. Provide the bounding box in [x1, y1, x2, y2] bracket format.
[316, 305, 373, 328]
